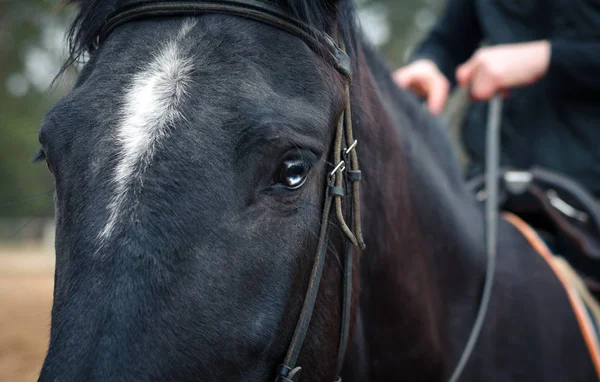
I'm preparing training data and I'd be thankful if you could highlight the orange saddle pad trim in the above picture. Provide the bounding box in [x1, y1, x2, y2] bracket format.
[504, 212, 600, 380]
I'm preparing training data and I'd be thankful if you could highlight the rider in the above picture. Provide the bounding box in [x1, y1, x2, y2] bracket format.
[393, 0, 600, 198]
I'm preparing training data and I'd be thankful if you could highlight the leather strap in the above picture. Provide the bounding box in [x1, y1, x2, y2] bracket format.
[448, 95, 502, 382]
[96, 0, 352, 80]
[335, 165, 356, 376]
[347, 170, 361, 181]
[329, 186, 345, 197]
[276, 186, 334, 381]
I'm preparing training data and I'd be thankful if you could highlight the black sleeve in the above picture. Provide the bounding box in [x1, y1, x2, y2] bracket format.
[548, 40, 600, 94]
[410, 0, 483, 86]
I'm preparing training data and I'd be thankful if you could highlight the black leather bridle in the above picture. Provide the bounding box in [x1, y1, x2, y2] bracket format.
[96, 1, 365, 381]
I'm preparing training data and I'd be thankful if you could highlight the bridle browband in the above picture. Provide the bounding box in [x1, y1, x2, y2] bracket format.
[95, 0, 352, 80]
[96, 1, 365, 381]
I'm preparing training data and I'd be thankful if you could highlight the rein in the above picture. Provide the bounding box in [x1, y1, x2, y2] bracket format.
[97, 2, 364, 381]
[447, 94, 502, 382]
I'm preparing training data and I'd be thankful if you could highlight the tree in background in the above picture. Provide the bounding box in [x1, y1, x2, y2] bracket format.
[0, 0, 73, 217]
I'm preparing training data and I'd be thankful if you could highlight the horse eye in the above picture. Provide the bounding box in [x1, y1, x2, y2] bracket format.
[33, 148, 53, 175]
[276, 159, 311, 190]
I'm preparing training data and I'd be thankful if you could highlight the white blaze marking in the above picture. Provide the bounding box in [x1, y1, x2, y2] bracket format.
[99, 20, 196, 240]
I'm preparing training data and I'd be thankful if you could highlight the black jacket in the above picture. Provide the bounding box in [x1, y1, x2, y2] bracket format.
[411, 0, 600, 196]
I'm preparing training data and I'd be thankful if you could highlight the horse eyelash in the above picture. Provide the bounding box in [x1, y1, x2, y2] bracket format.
[32, 148, 46, 164]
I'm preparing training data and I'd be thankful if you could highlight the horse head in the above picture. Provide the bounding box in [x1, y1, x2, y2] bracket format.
[39, 1, 363, 380]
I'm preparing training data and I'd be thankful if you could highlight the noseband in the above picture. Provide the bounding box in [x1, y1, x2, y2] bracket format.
[97, 1, 365, 381]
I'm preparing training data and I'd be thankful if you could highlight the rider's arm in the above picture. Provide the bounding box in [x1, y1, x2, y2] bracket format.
[410, 0, 483, 86]
[549, 41, 600, 94]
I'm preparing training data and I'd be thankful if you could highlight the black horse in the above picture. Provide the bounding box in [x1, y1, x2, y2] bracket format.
[38, 0, 598, 380]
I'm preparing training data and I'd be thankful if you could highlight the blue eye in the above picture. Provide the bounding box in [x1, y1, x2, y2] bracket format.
[276, 159, 311, 189]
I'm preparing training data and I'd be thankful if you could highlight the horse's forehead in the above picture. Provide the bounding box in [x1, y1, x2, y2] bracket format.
[45, 16, 337, 173]
[77, 15, 333, 115]
[97, 19, 198, 240]
[50, 16, 335, 243]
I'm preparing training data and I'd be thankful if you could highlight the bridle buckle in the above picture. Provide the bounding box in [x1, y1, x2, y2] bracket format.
[275, 365, 302, 382]
[344, 140, 357, 156]
[329, 160, 346, 181]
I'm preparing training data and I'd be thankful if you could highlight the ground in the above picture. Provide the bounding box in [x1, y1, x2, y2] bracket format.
[0, 245, 54, 382]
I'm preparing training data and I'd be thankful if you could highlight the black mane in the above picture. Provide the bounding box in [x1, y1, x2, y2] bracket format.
[62, 0, 357, 70]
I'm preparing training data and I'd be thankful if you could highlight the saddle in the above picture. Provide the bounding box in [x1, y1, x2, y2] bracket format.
[467, 166, 600, 293]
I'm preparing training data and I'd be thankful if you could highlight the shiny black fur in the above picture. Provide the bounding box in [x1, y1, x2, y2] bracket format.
[39, 1, 597, 381]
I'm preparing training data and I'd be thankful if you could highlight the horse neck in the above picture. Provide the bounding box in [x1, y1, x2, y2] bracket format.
[347, 42, 487, 380]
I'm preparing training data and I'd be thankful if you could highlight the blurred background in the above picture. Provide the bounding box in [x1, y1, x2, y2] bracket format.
[0, 0, 451, 380]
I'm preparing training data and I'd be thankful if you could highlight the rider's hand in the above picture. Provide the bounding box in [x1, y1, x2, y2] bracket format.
[393, 59, 450, 116]
[456, 41, 551, 101]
